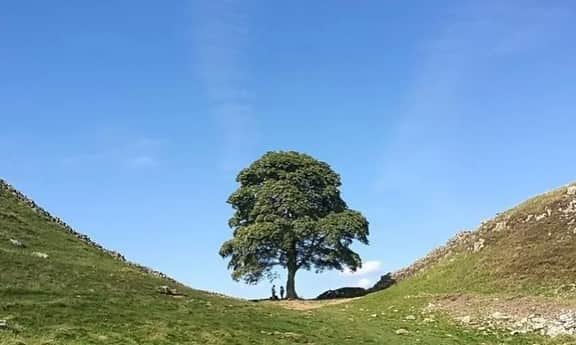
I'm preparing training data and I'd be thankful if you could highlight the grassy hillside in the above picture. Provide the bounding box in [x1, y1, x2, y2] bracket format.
[393, 182, 576, 296]
[0, 179, 571, 344]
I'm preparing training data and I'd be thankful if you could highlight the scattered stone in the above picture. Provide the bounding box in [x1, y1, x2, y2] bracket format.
[493, 221, 507, 232]
[568, 186, 576, 195]
[457, 315, 472, 324]
[535, 213, 547, 221]
[9, 239, 24, 247]
[0, 320, 7, 329]
[32, 252, 49, 259]
[491, 312, 510, 320]
[448, 305, 576, 338]
[473, 238, 485, 252]
[562, 200, 576, 214]
[405, 315, 416, 320]
[530, 317, 547, 331]
[546, 325, 566, 338]
[395, 328, 409, 335]
[157, 285, 182, 296]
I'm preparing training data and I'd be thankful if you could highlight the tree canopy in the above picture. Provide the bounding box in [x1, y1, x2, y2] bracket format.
[219, 151, 369, 299]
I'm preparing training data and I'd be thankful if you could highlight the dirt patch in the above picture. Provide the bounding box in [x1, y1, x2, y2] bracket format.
[261, 298, 359, 311]
[431, 293, 576, 320]
[427, 293, 576, 337]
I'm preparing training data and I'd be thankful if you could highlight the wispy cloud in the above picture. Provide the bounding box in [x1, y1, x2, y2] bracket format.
[340, 260, 382, 277]
[191, 0, 258, 172]
[376, 2, 574, 193]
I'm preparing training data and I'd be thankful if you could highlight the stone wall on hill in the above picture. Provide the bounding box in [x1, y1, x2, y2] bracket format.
[392, 183, 576, 282]
[0, 178, 177, 284]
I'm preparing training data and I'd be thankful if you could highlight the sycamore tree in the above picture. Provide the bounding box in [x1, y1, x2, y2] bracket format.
[219, 151, 369, 299]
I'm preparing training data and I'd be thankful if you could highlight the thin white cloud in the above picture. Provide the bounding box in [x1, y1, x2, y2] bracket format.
[191, 0, 258, 172]
[357, 278, 372, 289]
[340, 260, 382, 277]
[376, 3, 574, 193]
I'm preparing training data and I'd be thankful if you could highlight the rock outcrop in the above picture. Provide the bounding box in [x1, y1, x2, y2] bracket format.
[316, 272, 397, 300]
[316, 287, 367, 300]
[392, 182, 576, 283]
[368, 273, 396, 293]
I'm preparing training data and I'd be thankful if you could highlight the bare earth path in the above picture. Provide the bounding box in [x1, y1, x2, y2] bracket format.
[260, 298, 360, 311]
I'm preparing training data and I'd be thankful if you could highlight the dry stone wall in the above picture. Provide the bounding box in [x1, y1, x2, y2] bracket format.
[392, 183, 576, 282]
[0, 178, 177, 284]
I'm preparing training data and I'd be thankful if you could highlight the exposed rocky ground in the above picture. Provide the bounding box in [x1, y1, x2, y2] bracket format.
[389, 182, 576, 339]
[427, 294, 576, 338]
[393, 183, 576, 283]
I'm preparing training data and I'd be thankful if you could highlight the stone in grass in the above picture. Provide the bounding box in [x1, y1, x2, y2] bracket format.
[9, 239, 24, 247]
[32, 252, 49, 259]
[157, 285, 184, 296]
[0, 320, 7, 329]
[456, 315, 472, 324]
[491, 312, 510, 320]
[395, 329, 410, 335]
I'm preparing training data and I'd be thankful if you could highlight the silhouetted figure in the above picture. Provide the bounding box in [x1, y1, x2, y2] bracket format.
[271, 285, 278, 300]
[280, 286, 285, 300]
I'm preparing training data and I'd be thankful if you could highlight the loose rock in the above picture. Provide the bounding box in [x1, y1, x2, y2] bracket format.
[32, 252, 49, 259]
[9, 239, 24, 247]
[473, 239, 485, 252]
[157, 285, 183, 296]
[457, 315, 472, 324]
[490, 312, 510, 320]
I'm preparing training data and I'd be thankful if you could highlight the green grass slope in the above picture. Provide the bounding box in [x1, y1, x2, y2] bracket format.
[0, 179, 569, 344]
[392, 182, 576, 296]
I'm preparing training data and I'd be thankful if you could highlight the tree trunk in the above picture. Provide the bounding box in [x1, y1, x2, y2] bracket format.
[286, 264, 298, 299]
[285, 240, 298, 299]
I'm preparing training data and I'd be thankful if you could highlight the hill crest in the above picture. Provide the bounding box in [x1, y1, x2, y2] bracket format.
[0, 178, 176, 283]
[392, 182, 576, 294]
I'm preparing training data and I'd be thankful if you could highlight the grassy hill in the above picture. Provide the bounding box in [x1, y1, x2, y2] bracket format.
[393, 182, 576, 296]
[0, 178, 573, 344]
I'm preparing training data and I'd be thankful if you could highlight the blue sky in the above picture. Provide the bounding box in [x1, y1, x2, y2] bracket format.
[1, 1, 575, 299]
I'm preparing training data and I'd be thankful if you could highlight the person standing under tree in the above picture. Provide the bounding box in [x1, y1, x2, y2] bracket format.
[280, 286, 285, 300]
[271, 285, 277, 300]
